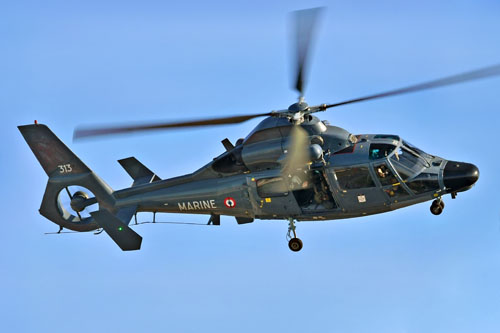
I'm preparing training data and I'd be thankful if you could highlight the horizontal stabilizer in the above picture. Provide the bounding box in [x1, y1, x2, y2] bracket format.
[115, 205, 138, 226]
[91, 210, 142, 251]
[118, 157, 160, 186]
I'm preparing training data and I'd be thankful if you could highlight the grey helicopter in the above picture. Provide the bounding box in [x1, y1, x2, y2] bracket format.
[19, 8, 493, 252]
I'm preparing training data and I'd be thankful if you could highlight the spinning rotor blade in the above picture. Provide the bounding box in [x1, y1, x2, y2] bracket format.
[282, 125, 310, 176]
[74, 112, 273, 140]
[292, 7, 324, 97]
[64, 186, 82, 221]
[323, 64, 500, 110]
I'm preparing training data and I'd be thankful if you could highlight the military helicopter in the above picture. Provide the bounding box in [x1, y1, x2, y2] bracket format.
[19, 8, 495, 252]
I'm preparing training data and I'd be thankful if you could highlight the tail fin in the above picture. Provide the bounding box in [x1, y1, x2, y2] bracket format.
[19, 124, 92, 176]
[118, 157, 161, 186]
[19, 124, 141, 251]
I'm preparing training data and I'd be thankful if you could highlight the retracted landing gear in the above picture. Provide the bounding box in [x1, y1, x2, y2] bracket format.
[287, 218, 303, 252]
[430, 198, 445, 215]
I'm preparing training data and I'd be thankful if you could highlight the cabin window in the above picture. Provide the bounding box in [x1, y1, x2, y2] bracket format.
[369, 143, 396, 160]
[256, 177, 288, 197]
[335, 167, 375, 190]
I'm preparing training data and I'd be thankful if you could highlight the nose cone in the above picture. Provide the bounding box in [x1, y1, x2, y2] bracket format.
[443, 161, 479, 192]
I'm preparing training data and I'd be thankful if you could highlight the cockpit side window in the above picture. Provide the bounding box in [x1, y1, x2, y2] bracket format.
[369, 144, 396, 160]
[406, 173, 439, 194]
[394, 166, 411, 180]
[373, 163, 398, 186]
[373, 163, 411, 199]
[335, 167, 375, 190]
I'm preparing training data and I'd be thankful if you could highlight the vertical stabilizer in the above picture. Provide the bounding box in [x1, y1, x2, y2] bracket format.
[18, 124, 91, 177]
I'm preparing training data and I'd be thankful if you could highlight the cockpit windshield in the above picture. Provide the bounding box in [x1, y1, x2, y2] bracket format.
[403, 141, 428, 157]
[390, 141, 430, 178]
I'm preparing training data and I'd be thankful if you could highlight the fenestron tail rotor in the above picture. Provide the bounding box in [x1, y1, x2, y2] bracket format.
[64, 187, 82, 220]
[58, 186, 98, 221]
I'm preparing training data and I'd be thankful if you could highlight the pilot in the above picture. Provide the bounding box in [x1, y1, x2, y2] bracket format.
[376, 165, 390, 179]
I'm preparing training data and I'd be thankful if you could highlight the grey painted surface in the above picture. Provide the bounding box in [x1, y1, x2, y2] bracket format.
[19, 121, 476, 250]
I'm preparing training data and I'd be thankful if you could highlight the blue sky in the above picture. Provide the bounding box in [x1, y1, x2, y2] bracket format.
[2, 1, 500, 332]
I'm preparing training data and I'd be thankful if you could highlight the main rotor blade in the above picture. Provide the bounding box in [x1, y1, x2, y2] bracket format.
[292, 7, 324, 96]
[282, 125, 309, 176]
[73, 112, 273, 140]
[324, 64, 500, 109]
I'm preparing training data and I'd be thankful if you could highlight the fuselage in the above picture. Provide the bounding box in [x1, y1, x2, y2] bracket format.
[112, 118, 479, 223]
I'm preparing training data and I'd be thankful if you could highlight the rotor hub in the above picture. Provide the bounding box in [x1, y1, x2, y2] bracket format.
[70, 190, 90, 212]
[288, 101, 309, 112]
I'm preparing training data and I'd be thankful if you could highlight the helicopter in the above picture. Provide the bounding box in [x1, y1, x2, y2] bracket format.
[19, 8, 494, 252]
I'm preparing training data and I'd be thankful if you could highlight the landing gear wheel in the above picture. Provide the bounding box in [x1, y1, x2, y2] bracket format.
[288, 238, 303, 252]
[286, 218, 303, 252]
[430, 199, 444, 215]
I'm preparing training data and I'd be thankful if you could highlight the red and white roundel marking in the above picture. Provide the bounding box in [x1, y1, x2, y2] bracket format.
[224, 197, 236, 208]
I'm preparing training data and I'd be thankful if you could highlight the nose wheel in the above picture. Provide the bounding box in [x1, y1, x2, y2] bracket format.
[287, 218, 303, 252]
[430, 199, 445, 215]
